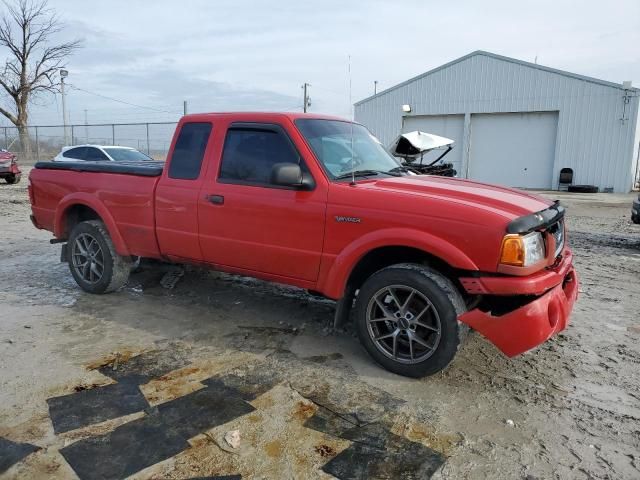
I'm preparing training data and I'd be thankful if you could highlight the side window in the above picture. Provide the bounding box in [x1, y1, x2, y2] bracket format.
[168, 122, 212, 180]
[85, 147, 109, 161]
[219, 126, 302, 185]
[62, 147, 87, 160]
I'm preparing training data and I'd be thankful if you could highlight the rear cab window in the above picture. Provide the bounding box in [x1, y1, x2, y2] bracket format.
[218, 123, 308, 187]
[168, 122, 212, 180]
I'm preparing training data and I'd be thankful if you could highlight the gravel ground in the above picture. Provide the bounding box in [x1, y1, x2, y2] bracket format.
[1, 169, 639, 479]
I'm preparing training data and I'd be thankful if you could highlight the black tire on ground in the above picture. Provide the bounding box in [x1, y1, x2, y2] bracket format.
[567, 184, 599, 193]
[67, 220, 131, 294]
[354, 263, 466, 378]
[633, 214, 640, 225]
[5, 173, 20, 184]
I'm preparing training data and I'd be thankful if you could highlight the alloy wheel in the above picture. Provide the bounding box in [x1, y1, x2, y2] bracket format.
[366, 285, 442, 364]
[71, 233, 105, 284]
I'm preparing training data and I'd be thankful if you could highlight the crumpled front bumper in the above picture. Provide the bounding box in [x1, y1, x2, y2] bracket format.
[458, 259, 579, 357]
[0, 162, 19, 174]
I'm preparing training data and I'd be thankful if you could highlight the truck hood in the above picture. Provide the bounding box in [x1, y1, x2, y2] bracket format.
[366, 175, 552, 219]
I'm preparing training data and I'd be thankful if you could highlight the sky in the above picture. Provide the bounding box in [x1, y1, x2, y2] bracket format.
[3, 0, 640, 126]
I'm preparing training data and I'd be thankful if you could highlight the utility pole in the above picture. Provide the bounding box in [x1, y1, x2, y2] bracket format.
[183, 100, 188, 116]
[302, 83, 311, 113]
[374, 80, 378, 95]
[84, 109, 88, 143]
[60, 69, 69, 144]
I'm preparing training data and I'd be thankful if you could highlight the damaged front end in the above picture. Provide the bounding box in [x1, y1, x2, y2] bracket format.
[0, 151, 21, 183]
[457, 202, 578, 356]
[459, 262, 578, 357]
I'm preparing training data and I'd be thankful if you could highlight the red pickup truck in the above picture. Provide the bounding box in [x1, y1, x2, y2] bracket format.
[28, 112, 578, 377]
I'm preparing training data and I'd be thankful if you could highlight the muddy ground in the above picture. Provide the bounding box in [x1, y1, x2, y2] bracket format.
[1, 170, 639, 479]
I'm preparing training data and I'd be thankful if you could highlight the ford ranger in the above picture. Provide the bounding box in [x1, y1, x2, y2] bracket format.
[28, 112, 578, 377]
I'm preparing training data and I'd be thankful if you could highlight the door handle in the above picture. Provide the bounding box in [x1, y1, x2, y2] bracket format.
[207, 194, 224, 205]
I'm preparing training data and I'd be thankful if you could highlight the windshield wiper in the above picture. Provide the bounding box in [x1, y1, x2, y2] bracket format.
[388, 166, 417, 175]
[334, 169, 401, 180]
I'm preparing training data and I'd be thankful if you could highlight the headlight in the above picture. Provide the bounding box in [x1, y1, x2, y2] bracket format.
[499, 232, 546, 267]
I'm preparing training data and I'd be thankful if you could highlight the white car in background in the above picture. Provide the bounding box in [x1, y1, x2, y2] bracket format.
[53, 145, 154, 162]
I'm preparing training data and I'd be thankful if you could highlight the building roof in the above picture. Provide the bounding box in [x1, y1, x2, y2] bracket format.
[355, 50, 638, 106]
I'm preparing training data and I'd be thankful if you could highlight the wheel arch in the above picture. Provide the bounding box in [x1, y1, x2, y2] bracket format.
[320, 228, 478, 300]
[54, 193, 131, 256]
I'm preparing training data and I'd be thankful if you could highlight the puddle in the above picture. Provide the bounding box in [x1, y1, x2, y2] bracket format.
[223, 325, 300, 352]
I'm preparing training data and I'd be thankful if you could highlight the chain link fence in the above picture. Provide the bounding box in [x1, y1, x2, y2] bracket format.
[1, 122, 178, 164]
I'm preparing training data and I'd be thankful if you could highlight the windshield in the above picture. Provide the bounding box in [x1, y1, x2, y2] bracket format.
[103, 148, 153, 161]
[295, 119, 401, 180]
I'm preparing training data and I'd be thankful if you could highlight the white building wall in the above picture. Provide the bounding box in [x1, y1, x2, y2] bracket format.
[355, 52, 640, 193]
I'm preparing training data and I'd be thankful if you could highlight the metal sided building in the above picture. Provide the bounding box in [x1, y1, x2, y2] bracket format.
[354, 51, 640, 193]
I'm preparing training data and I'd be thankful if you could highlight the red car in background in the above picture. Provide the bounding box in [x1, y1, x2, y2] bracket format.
[0, 149, 21, 184]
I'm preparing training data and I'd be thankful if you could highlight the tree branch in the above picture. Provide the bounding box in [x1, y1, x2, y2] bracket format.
[0, 103, 17, 124]
[0, 74, 18, 98]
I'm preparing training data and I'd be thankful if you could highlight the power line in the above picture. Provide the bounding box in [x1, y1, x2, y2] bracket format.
[68, 85, 182, 114]
[312, 85, 345, 97]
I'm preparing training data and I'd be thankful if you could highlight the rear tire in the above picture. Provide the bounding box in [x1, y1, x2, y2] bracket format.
[355, 264, 466, 378]
[5, 173, 20, 184]
[67, 220, 131, 294]
[567, 184, 598, 193]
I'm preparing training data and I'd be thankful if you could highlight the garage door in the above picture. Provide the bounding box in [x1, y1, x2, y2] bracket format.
[469, 112, 558, 189]
[402, 115, 464, 174]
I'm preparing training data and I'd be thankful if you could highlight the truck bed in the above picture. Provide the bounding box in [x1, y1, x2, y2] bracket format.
[34, 160, 165, 177]
[29, 161, 163, 258]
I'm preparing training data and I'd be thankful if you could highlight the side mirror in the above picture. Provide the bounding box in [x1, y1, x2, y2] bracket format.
[271, 162, 314, 190]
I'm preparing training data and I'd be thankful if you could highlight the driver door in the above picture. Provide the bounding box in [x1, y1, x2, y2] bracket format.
[197, 122, 327, 283]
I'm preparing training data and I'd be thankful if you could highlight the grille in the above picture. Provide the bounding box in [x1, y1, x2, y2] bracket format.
[548, 220, 565, 257]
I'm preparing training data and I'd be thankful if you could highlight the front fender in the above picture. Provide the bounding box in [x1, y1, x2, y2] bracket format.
[319, 227, 478, 299]
[54, 192, 131, 256]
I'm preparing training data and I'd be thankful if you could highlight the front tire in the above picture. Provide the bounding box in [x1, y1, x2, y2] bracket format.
[355, 264, 466, 378]
[67, 220, 131, 294]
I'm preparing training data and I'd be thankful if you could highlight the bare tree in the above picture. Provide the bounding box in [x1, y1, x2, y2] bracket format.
[0, 0, 80, 156]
